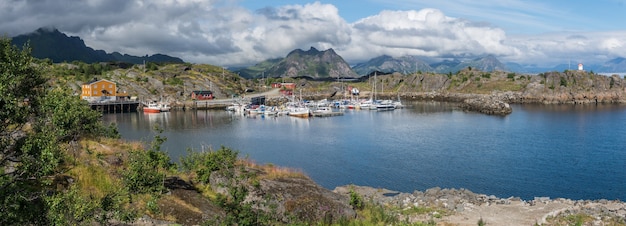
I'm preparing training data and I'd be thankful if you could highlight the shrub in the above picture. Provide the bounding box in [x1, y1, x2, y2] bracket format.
[165, 77, 183, 86]
[507, 73, 516, 79]
[180, 146, 239, 184]
[478, 217, 486, 226]
[349, 189, 364, 210]
[560, 77, 568, 87]
[121, 128, 172, 194]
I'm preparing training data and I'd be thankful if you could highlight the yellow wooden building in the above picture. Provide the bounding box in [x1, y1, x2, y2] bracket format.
[81, 79, 117, 102]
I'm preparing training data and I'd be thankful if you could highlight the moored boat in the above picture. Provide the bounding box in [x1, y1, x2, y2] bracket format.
[159, 102, 171, 112]
[288, 105, 310, 118]
[143, 102, 161, 113]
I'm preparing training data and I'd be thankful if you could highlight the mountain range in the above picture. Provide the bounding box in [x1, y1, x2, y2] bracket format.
[237, 47, 358, 79]
[10, 28, 626, 77]
[11, 27, 183, 64]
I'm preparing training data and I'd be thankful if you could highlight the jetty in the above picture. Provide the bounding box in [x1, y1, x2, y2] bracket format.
[89, 101, 139, 113]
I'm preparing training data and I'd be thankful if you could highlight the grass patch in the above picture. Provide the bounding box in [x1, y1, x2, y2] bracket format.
[69, 165, 119, 199]
[243, 160, 308, 180]
[546, 213, 595, 226]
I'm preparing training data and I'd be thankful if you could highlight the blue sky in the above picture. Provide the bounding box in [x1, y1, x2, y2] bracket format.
[242, 0, 626, 33]
[1, 0, 625, 68]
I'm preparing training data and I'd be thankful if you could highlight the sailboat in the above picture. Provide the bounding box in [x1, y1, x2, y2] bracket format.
[372, 71, 395, 111]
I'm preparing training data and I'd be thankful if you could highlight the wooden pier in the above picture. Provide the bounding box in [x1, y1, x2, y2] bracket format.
[89, 101, 139, 113]
[188, 100, 233, 110]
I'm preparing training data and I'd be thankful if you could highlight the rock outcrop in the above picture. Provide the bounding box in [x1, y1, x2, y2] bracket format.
[209, 166, 356, 224]
[335, 185, 626, 226]
[459, 96, 513, 115]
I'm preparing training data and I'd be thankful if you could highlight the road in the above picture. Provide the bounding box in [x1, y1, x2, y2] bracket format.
[191, 88, 282, 107]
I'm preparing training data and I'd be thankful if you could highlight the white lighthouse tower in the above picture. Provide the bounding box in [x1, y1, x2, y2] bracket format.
[578, 63, 584, 71]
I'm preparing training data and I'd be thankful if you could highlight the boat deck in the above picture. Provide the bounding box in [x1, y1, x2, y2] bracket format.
[311, 112, 344, 117]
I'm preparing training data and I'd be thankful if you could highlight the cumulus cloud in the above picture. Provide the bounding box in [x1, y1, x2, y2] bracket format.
[340, 8, 517, 63]
[505, 31, 626, 66]
[1, 0, 625, 67]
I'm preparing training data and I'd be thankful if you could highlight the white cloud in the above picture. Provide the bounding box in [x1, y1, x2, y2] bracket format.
[505, 31, 626, 66]
[339, 9, 517, 63]
[1, 0, 626, 68]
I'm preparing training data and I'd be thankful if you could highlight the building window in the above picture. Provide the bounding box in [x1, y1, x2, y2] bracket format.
[109, 84, 113, 88]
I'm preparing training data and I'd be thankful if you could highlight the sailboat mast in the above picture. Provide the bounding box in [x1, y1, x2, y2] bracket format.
[374, 72, 377, 100]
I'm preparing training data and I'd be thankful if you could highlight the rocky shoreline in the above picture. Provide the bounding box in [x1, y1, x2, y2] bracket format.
[334, 185, 626, 225]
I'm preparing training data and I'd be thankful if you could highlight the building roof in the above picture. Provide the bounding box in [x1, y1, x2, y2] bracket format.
[191, 90, 213, 95]
[83, 78, 115, 85]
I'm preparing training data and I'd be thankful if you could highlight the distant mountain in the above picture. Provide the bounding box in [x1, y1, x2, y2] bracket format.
[352, 55, 432, 76]
[238, 47, 358, 79]
[429, 59, 462, 73]
[11, 27, 183, 64]
[430, 55, 506, 73]
[236, 58, 283, 79]
[352, 55, 508, 75]
[504, 62, 550, 74]
[597, 57, 626, 73]
[453, 55, 507, 72]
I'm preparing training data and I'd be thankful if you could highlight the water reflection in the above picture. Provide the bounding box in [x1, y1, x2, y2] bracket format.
[103, 101, 626, 200]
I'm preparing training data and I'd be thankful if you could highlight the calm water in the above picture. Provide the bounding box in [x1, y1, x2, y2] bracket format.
[103, 102, 626, 200]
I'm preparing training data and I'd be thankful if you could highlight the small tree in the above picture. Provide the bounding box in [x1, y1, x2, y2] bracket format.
[0, 37, 117, 224]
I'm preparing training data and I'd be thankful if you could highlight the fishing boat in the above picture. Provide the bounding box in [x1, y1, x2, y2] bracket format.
[288, 107, 310, 118]
[143, 102, 161, 113]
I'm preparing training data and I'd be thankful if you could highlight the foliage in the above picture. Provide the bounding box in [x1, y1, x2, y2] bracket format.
[560, 77, 568, 87]
[477, 217, 486, 226]
[180, 146, 239, 184]
[0, 36, 117, 224]
[121, 127, 173, 194]
[38, 88, 117, 141]
[146, 62, 159, 71]
[45, 186, 99, 225]
[507, 73, 516, 81]
[212, 185, 260, 226]
[349, 189, 364, 210]
[0, 37, 56, 224]
[165, 77, 184, 86]
[45, 186, 134, 225]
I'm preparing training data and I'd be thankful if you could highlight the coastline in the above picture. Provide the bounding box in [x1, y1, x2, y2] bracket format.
[334, 185, 626, 225]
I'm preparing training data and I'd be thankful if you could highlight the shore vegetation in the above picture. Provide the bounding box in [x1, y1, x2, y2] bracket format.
[1, 37, 625, 225]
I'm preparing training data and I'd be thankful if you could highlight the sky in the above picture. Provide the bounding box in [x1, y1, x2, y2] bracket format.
[1, 0, 626, 68]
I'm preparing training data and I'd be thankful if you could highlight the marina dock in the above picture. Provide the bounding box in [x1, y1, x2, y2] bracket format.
[89, 101, 139, 113]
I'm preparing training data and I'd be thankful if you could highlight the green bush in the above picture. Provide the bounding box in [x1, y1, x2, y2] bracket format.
[122, 149, 169, 194]
[165, 77, 184, 86]
[45, 187, 98, 225]
[507, 73, 516, 79]
[349, 189, 364, 210]
[180, 146, 239, 184]
[0, 37, 116, 224]
[560, 77, 568, 87]
[121, 128, 172, 194]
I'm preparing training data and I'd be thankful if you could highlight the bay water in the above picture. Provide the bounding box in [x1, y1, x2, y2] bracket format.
[103, 101, 626, 201]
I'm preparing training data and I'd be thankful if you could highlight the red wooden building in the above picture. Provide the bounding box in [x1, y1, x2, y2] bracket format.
[191, 90, 213, 100]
